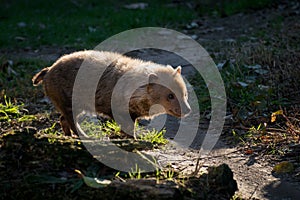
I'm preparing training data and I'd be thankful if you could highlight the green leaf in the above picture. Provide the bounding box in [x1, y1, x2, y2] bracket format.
[18, 115, 37, 122]
[75, 169, 111, 189]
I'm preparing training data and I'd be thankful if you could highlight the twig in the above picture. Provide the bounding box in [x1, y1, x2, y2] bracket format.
[193, 157, 202, 176]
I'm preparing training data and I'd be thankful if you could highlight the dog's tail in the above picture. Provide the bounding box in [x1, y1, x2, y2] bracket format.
[32, 68, 49, 86]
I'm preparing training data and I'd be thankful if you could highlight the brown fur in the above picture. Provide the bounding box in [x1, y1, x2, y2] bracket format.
[33, 50, 191, 136]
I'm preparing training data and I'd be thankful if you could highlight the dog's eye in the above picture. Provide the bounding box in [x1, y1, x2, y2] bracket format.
[168, 93, 174, 100]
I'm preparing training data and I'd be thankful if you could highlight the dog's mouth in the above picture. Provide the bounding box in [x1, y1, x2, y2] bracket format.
[168, 109, 182, 118]
[168, 108, 191, 118]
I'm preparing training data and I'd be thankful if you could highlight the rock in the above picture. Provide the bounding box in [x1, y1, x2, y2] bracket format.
[84, 164, 237, 200]
[99, 179, 181, 200]
[187, 164, 238, 199]
[205, 164, 238, 197]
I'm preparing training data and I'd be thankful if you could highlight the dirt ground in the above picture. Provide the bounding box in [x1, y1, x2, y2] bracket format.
[1, 1, 300, 199]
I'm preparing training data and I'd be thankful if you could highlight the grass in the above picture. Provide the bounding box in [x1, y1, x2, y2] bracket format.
[137, 128, 169, 145]
[0, 57, 50, 98]
[219, 61, 289, 125]
[1, 0, 276, 50]
[0, 0, 197, 50]
[80, 117, 122, 139]
[231, 108, 299, 157]
[195, 0, 276, 17]
[0, 94, 36, 122]
[114, 162, 176, 182]
[189, 73, 211, 112]
[80, 115, 168, 146]
[128, 164, 142, 179]
[189, 59, 288, 126]
[41, 122, 63, 144]
[220, 60, 298, 157]
[212, 14, 300, 159]
[0, 95, 22, 121]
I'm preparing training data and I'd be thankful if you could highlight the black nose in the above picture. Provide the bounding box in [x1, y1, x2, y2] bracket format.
[182, 104, 191, 116]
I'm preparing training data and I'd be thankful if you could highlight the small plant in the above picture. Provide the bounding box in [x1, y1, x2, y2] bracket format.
[0, 94, 36, 122]
[267, 142, 278, 155]
[42, 122, 61, 144]
[237, 123, 267, 146]
[232, 129, 246, 144]
[18, 114, 37, 122]
[80, 117, 121, 139]
[166, 167, 175, 180]
[230, 193, 244, 200]
[0, 95, 21, 121]
[138, 128, 168, 145]
[155, 167, 161, 184]
[248, 123, 266, 136]
[80, 117, 103, 138]
[128, 164, 142, 179]
[154, 165, 177, 182]
[102, 120, 121, 136]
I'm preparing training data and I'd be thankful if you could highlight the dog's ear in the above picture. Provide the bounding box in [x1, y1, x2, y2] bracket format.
[174, 66, 181, 75]
[32, 67, 49, 86]
[148, 73, 158, 83]
[147, 73, 158, 93]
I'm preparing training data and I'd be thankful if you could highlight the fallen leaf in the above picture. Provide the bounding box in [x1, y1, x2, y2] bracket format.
[15, 36, 26, 41]
[245, 149, 253, 155]
[88, 26, 96, 33]
[245, 64, 262, 69]
[245, 76, 257, 83]
[237, 81, 248, 87]
[254, 69, 268, 75]
[271, 110, 283, 122]
[217, 60, 231, 70]
[75, 169, 111, 188]
[124, 3, 148, 10]
[17, 22, 27, 28]
[258, 84, 269, 90]
[186, 22, 199, 29]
